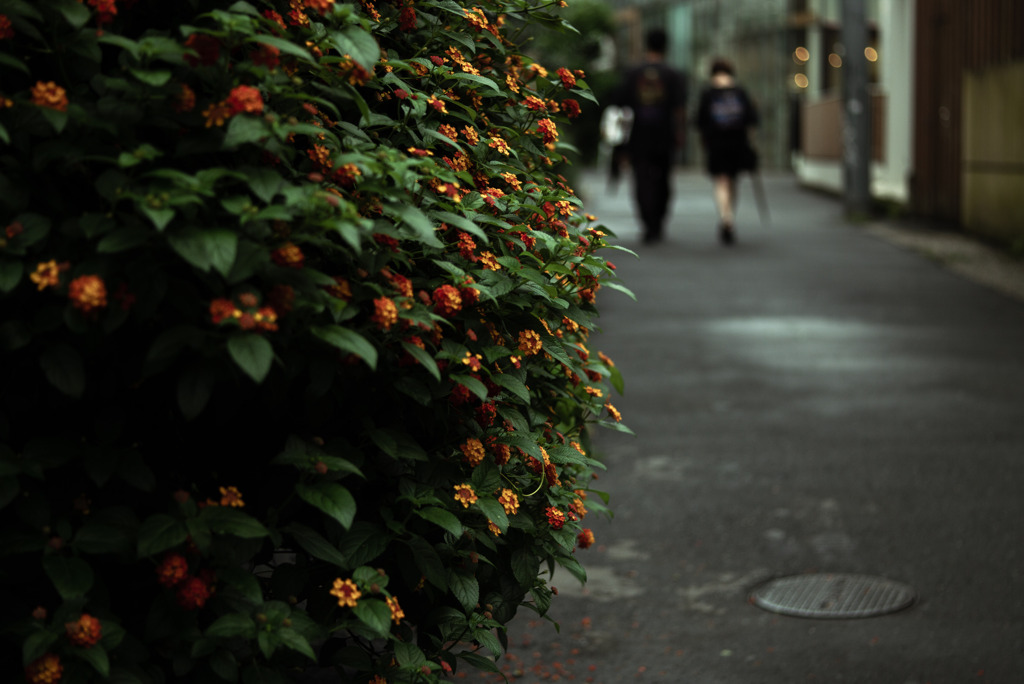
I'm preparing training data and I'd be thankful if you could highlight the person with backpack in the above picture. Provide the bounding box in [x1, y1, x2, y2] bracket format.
[696, 58, 760, 245]
[612, 29, 688, 244]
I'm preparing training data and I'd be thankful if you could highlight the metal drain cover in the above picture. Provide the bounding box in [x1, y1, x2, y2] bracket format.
[751, 573, 915, 619]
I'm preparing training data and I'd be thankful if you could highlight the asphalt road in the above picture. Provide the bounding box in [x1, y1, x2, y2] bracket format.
[474, 170, 1024, 684]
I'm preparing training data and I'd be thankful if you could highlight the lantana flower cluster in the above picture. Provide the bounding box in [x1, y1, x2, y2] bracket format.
[0, 0, 627, 682]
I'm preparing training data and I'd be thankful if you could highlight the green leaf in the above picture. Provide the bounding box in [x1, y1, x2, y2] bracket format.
[432, 210, 487, 240]
[555, 553, 587, 584]
[352, 598, 391, 638]
[406, 537, 446, 590]
[206, 613, 256, 640]
[140, 205, 175, 231]
[0, 52, 29, 76]
[511, 548, 538, 587]
[167, 228, 237, 275]
[491, 374, 530, 402]
[452, 374, 488, 402]
[384, 203, 442, 247]
[285, 523, 348, 568]
[97, 227, 151, 253]
[129, 69, 173, 86]
[474, 498, 508, 532]
[400, 341, 440, 381]
[39, 107, 69, 134]
[0, 260, 23, 292]
[473, 628, 503, 657]
[243, 167, 284, 203]
[249, 34, 315, 63]
[54, 0, 90, 28]
[295, 483, 356, 530]
[328, 26, 380, 71]
[178, 366, 214, 421]
[75, 644, 111, 677]
[42, 555, 94, 599]
[609, 364, 625, 395]
[458, 651, 501, 673]
[227, 333, 274, 383]
[39, 344, 85, 398]
[224, 115, 270, 148]
[414, 507, 462, 537]
[137, 514, 188, 557]
[448, 569, 479, 610]
[22, 630, 58, 667]
[395, 641, 427, 668]
[278, 627, 316, 661]
[200, 506, 269, 538]
[209, 649, 239, 683]
[310, 325, 377, 370]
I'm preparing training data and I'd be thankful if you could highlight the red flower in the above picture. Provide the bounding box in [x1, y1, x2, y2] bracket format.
[262, 9, 287, 29]
[209, 298, 237, 324]
[371, 297, 398, 330]
[183, 34, 221, 67]
[87, 0, 117, 25]
[226, 85, 263, 115]
[173, 83, 196, 113]
[65, 614, 102, 648]
[156, 553, 189, 587]
[0, 15, 14, 40]
[431, 284, 462, 317]
[176, 576, 212, 610]
[250, 43, 281, 69]
[398, 3, 416, 30]
[562, 98, 581, 119]
[31, 82, 68, 112]
[545, 506, 566, 530]
[577, 528, 596, 549]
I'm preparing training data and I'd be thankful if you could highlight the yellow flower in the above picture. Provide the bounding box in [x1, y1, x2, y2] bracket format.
[387, 596, 405, 624]
[330, 578, 361, 607]
[219, 486, 244, 508]
[497, 488, 519, 515]
[453, 483, 478, 508]
[517, 330, 543, 356]
[29, 260, 62, 291]
[460, 438, 486, 467]
[605, 403, 622, 422]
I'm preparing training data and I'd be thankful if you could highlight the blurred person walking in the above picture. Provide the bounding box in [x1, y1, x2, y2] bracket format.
[695, 58, 759, 245]
[612, 29, 687, 244]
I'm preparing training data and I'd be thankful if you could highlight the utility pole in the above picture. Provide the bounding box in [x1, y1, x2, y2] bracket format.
[841, 0, 872, 218]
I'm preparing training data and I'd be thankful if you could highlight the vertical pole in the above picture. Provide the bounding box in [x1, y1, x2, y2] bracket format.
[841, 0, 872, 217]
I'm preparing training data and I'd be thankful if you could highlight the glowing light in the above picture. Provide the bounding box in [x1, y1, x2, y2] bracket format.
[828, 53, 843, 68]
[794, 74, 809, 88]
[864, 46, 878, 62]
[793, 46, 810, 63]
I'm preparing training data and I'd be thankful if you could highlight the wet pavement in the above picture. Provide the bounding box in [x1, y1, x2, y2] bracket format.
[472, 170, 1024, 684]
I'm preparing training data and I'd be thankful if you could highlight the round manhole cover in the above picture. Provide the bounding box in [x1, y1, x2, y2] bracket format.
[751, 574, 915, 619]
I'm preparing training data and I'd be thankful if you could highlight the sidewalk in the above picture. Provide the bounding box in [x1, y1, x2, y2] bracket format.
[478, 169, 1024, 684]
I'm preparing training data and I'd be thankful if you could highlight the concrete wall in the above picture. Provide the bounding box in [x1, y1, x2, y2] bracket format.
[962, 60, 1024, 245]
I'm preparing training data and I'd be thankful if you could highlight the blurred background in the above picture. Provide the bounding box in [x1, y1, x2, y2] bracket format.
[541, 0, 1024, 253]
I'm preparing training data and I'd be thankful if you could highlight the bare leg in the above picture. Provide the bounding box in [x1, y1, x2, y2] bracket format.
[712, 174, 736, 244]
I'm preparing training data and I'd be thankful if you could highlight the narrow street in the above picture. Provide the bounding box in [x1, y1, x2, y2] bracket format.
[480, 170, 1024, 684]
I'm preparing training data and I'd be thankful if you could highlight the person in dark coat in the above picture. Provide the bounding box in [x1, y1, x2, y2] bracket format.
[695, 58, 759, 245]
[613, 29, 687, 244]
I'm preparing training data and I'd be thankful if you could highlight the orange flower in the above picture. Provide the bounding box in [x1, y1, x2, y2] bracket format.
[452, 483, 477, 508]
[202, 100, 232, 128]
[387, 595, 405, 624]
[303, 0, 335, 13]
[517, 329, 542, 356]
[537, 118, 559, 145]
[209, 298, 237, 324]
[330, 577, 361, 607]
[156, 553, 189, 587]
[173, 83, 196, 112]
[31, 81, 68, 112]
[522, 95, 545, 111]
[271, 242, 305, 268]
[371, 297, 398, 330]
[68, 275, 107, 314]
[562, 98, 581, 119]
[438, 124, 458, 140]
[431, 284, 462, 317]
[219, 485, 244, 507]
[557, 67, 577, 89]
[577, 528, 595, 549]
[605, 403, 622, 422]
[176, 576, 212, 610]
[325, 276, 352, 300]
[461, 126, 479, 145]
[25, 653, 62, 684]
[65, 614, 102, 648]
[29, 260, 64, 291]
[478, 251, 500, 270]
[459, 437, 486, 467]
[497, 488, 519, 515]
[488, 520, 502, 536]
[226, 85, 263, 115]
[488, 137, 510, 156]
[545, 506, 566, 529]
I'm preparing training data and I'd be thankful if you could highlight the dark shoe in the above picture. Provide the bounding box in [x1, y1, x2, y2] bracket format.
[718, 222, 735, 245]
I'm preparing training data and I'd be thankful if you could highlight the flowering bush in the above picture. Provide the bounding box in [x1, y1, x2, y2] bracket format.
[0, 1, 630, 682]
